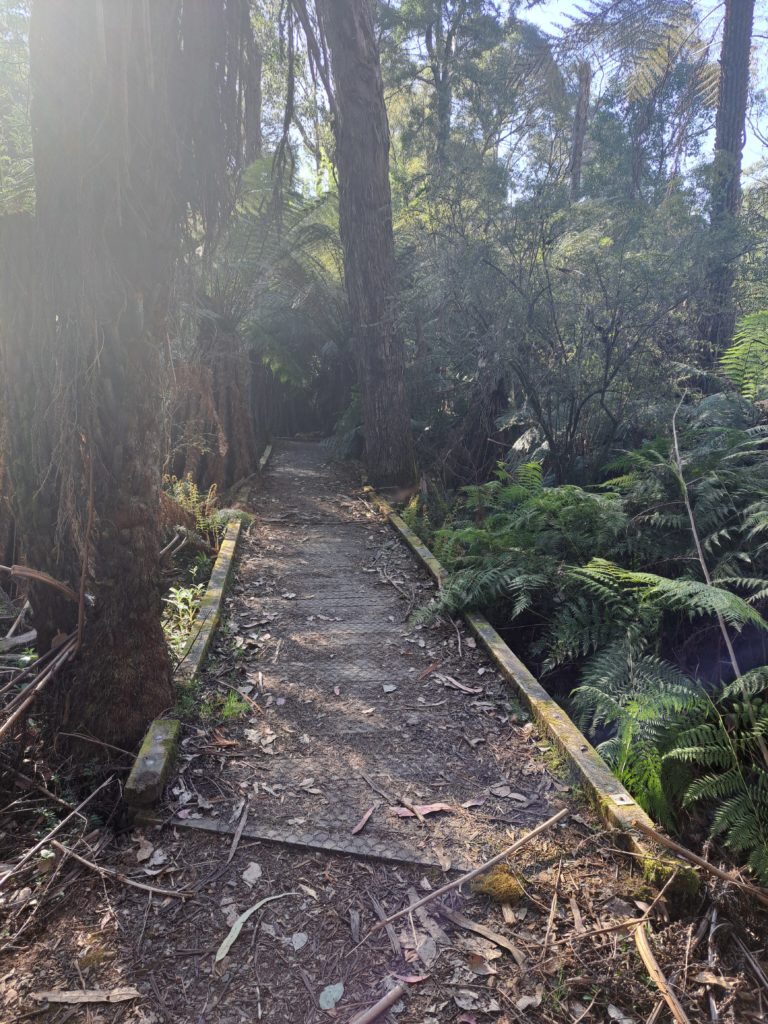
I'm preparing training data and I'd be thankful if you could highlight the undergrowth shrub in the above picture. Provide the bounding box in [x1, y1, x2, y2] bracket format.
[416, 403, 768, 878]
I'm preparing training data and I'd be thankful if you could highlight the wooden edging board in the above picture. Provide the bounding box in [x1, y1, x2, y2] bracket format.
[126, 490, 255, 809]
[365, 487, 663, 862]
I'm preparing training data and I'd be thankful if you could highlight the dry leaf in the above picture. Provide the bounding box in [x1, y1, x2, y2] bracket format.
[438, 674, 482, 695]
[215, 893, 297, 962]
[242, 861, 262, 886]
[391, 802, 456, 818]
[318, 982, 344, 1010]
[351, 804, 377, 835]
[134, 837, 154, 863]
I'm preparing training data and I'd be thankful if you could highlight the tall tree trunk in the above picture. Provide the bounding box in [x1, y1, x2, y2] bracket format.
[701, 0, 755, 357]
[318, 0, 415, 486]
[0, 0, 259, 752]
[568, 61, 591, 201]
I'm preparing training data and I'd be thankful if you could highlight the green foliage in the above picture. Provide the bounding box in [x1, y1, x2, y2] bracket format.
[666, 669, 768, 882]
[200, 689, 250, 722]
[425, 412, 768, 875]
[165, 475, 222, 545]
[162, 583, 205, 660]
[721, 311, 768, 400]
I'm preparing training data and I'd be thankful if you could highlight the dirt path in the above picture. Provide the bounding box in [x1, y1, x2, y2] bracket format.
[3, 442, 698, 1023]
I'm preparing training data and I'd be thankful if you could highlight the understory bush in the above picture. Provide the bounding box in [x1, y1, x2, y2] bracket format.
[417, 399, 768, 878]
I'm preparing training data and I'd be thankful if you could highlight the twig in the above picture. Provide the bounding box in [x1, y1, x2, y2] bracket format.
[360, 772, 396, 805]
[731, 932, 768, 994]
[398, 795, 426, 825]
[77, 439, 94, 649]
[707, 908, 720, 1023]
[0, 637, 78, 740]
[633, 818, 768, 909]
[0, 776, 115, 891]
[50, 840, 191, 898]
[0, 629, 36, 652]
[11, 770, 78, 812]
[370, 895, 400, 956]
[226, 803, 249, 864]
[5, 600, 30, 639]
[452, 618, 463, 659]
[634, 923, 692, 1024]
[541, 857, 562, 958]
[57, 733, 134, 757]
[159, 532, 182, 560]
[552, 869, 680, 947]
[349, 984, 408, 1024]
[362, 808, 568, 941]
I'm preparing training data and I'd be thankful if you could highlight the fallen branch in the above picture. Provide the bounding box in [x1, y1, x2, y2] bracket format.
[0, 775, 115, 891]
[50, 840, 191, 898]
[0, 564, 78, 603]
[349, 984, 408, 1024]
[362, 807, 568, 941]
[633, 819, 768, 909]
[31, 988, 139, 1005]
[634, 923, 692, 1024]
[0, 629, 35, 652]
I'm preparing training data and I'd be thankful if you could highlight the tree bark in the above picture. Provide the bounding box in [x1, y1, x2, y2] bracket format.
[0, 0, 259, 752]
[568, 61, 591, 201]
[318, 0, 415, 486]
[701, 0, 755, 357]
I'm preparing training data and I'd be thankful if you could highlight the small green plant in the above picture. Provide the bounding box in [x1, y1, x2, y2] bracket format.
[165, 474, 221, 545]
[162, 582, 205, 659]
[199, 690, 249, 722]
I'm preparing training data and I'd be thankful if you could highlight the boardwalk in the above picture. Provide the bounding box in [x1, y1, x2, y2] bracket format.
[6, 441, 656, 1023]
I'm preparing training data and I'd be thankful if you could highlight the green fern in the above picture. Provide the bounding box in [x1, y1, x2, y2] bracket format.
[666, 668, 768, 882]
[572, 635, 705, 826]
[721, 311, 768, 401]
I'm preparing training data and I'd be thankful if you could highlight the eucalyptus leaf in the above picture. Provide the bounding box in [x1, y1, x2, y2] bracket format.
[215, 892, 297, 962]
[318, 982, 344, 1010]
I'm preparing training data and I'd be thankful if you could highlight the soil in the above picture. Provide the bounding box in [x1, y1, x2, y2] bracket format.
[1, 441, 764, 1023]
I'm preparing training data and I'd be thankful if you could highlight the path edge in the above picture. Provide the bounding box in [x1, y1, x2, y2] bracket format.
[125, 518, 243, 811]
[365, 488, 672, 868]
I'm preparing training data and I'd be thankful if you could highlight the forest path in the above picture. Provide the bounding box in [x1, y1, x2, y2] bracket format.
[7, 442, 653, 1024]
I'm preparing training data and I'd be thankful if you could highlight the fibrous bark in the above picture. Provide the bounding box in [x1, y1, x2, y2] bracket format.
[172, 302, 259, 491]
[0, 1, 259, 751]
[317, 0, 415, 486]
[701, 0, 755, 356]
[569, 61, 592, 201]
